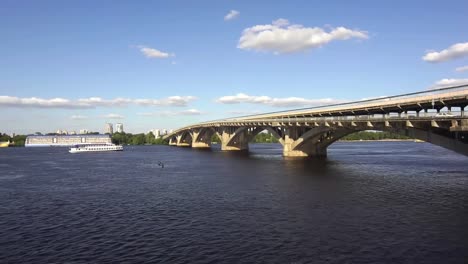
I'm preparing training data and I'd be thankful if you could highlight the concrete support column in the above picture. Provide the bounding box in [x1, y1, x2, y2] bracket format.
[282, 127, 327, 157]
[191, 130, 211, 148]
[282, 134, 306, 157]
[168, 138, 177, 146]
[176, 134, 191, 147]
[461, 106, 465, 117]
[220, 127, 249, 151]
[192, 142, 210, 148]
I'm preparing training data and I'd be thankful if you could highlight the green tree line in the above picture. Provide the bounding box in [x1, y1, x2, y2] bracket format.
[212, 131, 409, 143]
[0, 133, 27, 147]
[341, 131, 410, 141]
[0, 130, 413, 148]
[210, 132, 279, 144]
[111, 132, 167, 145]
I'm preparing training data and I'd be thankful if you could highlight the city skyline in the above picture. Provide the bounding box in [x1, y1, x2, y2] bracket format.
[27, 122, 172, 137]
[1, 0, 468, 134]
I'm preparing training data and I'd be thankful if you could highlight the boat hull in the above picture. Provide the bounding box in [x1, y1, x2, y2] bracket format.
[69, 144, 123, 153]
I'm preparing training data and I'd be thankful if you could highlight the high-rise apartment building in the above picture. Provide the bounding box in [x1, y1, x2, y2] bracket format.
[154, 129, 161, 137]
[116, 123, 124, 133]
[105, 123, 113, 134]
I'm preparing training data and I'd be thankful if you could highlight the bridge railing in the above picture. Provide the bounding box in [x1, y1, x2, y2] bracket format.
[226, 84, 468, 120]
[166, 84, 468, 137]
[204, 111, 465, 124]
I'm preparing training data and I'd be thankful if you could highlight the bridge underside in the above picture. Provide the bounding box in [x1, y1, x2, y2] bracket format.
[166, 118, 468, 157]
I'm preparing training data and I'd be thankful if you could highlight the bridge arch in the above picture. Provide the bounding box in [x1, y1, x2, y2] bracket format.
[288, 125, 468, 157]
[222, 126, 284, 149]
[176, 130, 193, 147]
[164, 85, 468, 157]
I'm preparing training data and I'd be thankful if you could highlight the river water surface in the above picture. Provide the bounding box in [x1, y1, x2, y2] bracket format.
[1, 142, 467, 263]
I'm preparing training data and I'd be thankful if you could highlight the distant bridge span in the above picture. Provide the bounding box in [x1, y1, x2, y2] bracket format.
[164, 85, 468, 157]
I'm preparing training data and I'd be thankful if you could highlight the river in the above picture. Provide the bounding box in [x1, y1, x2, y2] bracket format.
[0, 142, 467, 263]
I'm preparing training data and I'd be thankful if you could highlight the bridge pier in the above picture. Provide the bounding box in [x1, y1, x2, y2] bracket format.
[281, 127, 330, 157]
[191, 129, 211, 148]
[176, 134, 191, 147]
[191, 142, 211, 148]
[282, 140, 327, 157]
[220, 127, 249, 151]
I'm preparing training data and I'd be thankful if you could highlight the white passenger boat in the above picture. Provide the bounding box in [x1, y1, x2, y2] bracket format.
[69, 143, 123, 153]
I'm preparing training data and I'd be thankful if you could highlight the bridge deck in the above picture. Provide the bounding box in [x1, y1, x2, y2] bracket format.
[166, 85, 468, 137]
[228, 86, 468, 120]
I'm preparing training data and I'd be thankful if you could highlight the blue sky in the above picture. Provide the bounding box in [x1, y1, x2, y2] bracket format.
[1, 0, 468, 134]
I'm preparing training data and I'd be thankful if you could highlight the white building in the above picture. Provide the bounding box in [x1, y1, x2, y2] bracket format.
[148, 129, 161, 137]
[105, 123, 113, 134]
[154, 129, 161, 137]
[79, 129, 89, 134]
[116, 123, 124, 133]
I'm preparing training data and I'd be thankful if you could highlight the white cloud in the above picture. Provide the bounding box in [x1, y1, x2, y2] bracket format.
[70, 115, 88, 120]
[430, 78, 468, 89]
[133, 96, 197, 107]
[224, 10, 240, 21]
[227, 110, 262, 116]
[228, 110, 259, 115]
[422, 42, 468, 63]
[102, 113, 124, 119]
[0, 96, 197, 108]
[216, 93, 344, 107]
[138, 45, 174, 59]
[77, 97, 132, 107]
[238, 18, 368, 54]
[138, 109, 204, 117]
[0, 96, 80, 108]
[180, 109, 202, 115]
[455, 65, 468, 72]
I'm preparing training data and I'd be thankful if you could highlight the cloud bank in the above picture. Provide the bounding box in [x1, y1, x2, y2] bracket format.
[102, 113, 125, 119]
[238, 19, 368, 54]
[138, 109, 203, 116]
[455, 65, 468, 72]
[138, 45, 174, 58]
[70, 115, 88, 120]
[224, 10, 239, 21]
[430, 78, 468, 89]
[216, 93, 344, 107]
[422, 42, 468, 63]
[0, 96, 197, 109]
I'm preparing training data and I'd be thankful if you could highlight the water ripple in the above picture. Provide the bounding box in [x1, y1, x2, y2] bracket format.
[0, 143, 467, 263]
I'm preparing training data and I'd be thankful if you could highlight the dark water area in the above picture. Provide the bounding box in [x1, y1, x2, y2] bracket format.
[1, 142, 467, 263]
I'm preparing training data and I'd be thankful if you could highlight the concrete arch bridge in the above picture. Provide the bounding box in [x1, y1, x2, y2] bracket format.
[164, 85, 468, 157]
